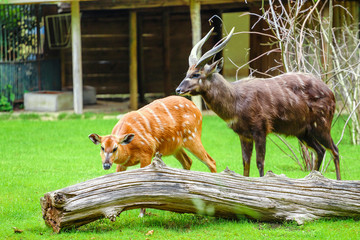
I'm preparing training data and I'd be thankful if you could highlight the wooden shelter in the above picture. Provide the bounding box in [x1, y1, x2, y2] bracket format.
[3, 0, 264, 113]
[2, 0, 359, 113]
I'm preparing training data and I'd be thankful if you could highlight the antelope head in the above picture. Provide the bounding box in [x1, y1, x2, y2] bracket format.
[89, 133, 135, 170]
[176, 27, 234, 96]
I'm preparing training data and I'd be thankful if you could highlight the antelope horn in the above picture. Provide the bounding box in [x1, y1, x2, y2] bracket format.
[188, 27, 214, 67]
[195, 27, 235, 69]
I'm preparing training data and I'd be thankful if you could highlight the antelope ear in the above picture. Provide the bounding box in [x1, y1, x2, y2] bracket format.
[89, 133, 102, 145]
[205, 58, 224, 75]
[120, 133, 135, 145]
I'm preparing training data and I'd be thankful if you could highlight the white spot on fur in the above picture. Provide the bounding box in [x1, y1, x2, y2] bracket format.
[314, 122, 317, 128]
[104, 152, 113, 159]
[136, 111, 151, 131]
[188, 136, 193, 140]
[192, 132, 195, 138]
[183, 138, 187, 142]
[193, 114, 196, 118]
[124, 122, 150, 145]
[194, 127, 197, 133]
[146, 108, 164, 132]
[140, 141, 145, 145]
[188, 130, 191, 134]
[159, 101, 175, 124]
[179, 104, 184, 108]
[172, 136, 175, 141]
[295, 74, 305, 88]
[275, 81, 287, 104]
[185, 104, 189, 108]
[174, 106, 179, 109]
[155, 137, 161, 144]
[226, 117, 238, 127]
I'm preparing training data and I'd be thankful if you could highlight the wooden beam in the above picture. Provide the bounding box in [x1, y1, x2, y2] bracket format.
[71, 0, 83, 114]
[129, 10, 138, 110]
[60, 50, 66, 88]
[4, 0, 92, 4]
[350, 1, 359, 30]
[138, 14, 145, 103]
[78, 0, 255, 11]
[189, 0, 202, 111]
[5, 0, 255, 7]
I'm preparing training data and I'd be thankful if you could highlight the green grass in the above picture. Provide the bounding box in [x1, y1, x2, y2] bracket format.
[0, 113, 359, 239]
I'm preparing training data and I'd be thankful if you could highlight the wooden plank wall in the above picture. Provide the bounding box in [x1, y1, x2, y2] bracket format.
[249, 5, 281, 77]
[63, 9, 219, 96]
[139, 10, 218, 94]
[64, 10, 129, 94]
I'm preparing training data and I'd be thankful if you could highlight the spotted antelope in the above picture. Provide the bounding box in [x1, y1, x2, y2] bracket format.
[176, 27, 341, 180]
[89, 96, 216, 215]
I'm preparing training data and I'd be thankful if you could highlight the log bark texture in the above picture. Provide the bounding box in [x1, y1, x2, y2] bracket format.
[41, 154, 360, 233]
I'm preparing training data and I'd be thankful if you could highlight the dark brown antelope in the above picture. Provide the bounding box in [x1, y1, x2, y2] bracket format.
[176, 27, 341, 180]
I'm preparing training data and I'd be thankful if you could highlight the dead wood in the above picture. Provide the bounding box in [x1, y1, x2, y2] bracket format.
[41, 154, 360, 233]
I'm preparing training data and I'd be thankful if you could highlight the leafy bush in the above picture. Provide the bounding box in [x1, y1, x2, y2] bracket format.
[0, 85, 14, 112]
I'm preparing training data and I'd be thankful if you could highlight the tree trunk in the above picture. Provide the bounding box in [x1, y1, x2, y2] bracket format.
[41, 154, 360, 233]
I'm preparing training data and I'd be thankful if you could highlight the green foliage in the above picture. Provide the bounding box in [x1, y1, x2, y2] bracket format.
[0, 4, 39, 61]
[0, 85, 14, 111]
[0, 95, 12, 111]
[0, 115, 359, 239]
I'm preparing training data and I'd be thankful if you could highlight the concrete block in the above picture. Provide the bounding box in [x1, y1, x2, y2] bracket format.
[62, 85, 97, 105]
[83, 86, 96, 105]
[24, 91, 73, 112]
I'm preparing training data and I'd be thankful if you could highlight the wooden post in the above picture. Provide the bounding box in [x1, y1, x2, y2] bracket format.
[71, 0, 83, 114]
[350, 1, 359, 32]
[60, 50, 66, 88]
[138, 15, 145, 104]
[129, 11, 138, 110]
[189, 0, 202, 111]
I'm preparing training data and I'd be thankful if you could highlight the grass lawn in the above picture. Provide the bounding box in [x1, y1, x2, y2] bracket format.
[0, 113, 359, 239]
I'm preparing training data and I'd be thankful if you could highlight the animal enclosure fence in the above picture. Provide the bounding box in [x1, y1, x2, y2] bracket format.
[0, 4, 60, 103]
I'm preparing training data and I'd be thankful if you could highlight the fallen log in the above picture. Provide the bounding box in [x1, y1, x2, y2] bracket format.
[41, 154, 360, 233]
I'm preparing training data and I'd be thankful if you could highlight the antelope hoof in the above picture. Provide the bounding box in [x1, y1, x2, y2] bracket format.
[139, 208, 146, 217]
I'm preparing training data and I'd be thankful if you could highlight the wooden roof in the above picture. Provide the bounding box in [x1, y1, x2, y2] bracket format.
[3, 0, 90, 4]
[4, 0, 256, 7]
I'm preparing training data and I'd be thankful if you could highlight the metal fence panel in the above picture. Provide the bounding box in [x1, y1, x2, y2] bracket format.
[0, 60, 61, 101]
[0, 4, 60, 102]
